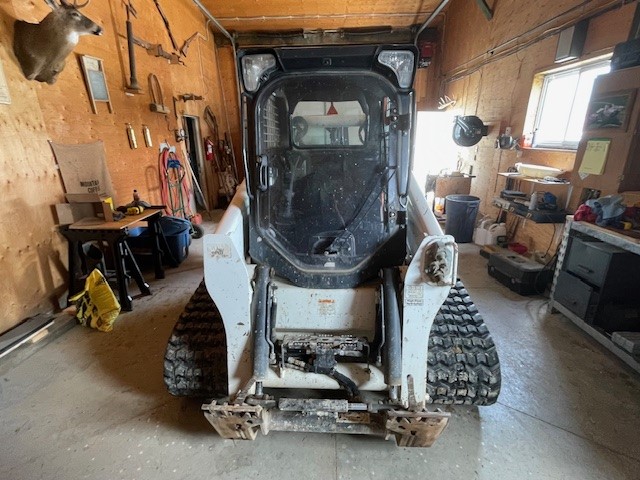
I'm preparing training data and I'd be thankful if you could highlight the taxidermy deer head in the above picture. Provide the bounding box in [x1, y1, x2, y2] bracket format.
[13, 0, 103, 85]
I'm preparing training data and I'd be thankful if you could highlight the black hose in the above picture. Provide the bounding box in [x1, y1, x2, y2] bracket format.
[331, 371, 360, 399]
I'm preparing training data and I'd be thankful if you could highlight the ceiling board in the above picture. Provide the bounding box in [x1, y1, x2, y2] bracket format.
[198, 0, 445, 31]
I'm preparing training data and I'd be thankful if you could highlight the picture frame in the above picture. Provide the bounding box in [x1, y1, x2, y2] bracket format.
[78, 55, 113, 114]
[584, 89, 636, 131]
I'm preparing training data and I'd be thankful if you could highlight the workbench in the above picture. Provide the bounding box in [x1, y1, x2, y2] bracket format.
[61, 208, 173, 311]
[550, 216, 640, 373]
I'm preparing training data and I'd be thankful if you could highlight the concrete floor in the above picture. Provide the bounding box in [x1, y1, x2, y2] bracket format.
[1, 219, 640, 480]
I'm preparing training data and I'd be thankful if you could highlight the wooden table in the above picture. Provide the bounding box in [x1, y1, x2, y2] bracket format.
[61, 208, 175, 311]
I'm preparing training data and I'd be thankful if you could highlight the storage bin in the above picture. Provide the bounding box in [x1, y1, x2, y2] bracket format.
[126, 216, 191, 265]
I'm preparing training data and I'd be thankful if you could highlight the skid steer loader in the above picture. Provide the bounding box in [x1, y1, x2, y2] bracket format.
[164, 28, 500, 447]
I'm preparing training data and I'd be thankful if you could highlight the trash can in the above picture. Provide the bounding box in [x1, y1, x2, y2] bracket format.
[444, 195, 480, 243]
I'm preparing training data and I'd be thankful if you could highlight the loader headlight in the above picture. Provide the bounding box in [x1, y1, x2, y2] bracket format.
[241, 54, 277, 93]
[378, 50, 414, 88]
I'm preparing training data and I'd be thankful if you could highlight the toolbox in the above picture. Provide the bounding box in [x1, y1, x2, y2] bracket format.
[507, 201, 569, 223]
[488, 250, 553, 295]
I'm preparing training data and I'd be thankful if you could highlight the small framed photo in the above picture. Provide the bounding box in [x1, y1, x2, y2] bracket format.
[585, 89, 636, 131]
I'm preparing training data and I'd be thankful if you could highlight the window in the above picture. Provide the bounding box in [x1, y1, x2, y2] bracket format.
[291, 101, 366, 147]
[533, 59, 610, 150]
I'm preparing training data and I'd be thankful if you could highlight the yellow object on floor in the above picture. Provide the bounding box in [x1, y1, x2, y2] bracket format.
[69, 269, 121, 332]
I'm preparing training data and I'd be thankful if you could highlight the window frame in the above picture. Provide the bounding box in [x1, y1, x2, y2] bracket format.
[531, 58, 611, 151]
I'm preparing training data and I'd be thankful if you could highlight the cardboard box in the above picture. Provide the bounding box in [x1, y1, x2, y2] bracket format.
[65, 193, 114, 222]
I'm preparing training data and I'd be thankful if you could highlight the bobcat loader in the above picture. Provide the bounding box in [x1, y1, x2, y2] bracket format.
[164, 27, 500, 447]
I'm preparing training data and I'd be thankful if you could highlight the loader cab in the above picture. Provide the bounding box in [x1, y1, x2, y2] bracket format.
[239, 45, 418, 288]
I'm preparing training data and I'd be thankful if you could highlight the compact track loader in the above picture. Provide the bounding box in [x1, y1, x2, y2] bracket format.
[164, 27, 500, 447]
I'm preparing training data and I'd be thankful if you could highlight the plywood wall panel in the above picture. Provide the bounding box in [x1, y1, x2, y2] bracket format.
[432, 1, 635, 254]
[0, 0, 237, 334]
[0, 4, 68, 333]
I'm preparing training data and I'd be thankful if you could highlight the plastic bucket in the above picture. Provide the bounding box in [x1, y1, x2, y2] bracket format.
[445, 195, 480, 243]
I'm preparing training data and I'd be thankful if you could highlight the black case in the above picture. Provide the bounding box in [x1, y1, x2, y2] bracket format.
[488, 250, 553, 296]
[611, 38, 640, 71]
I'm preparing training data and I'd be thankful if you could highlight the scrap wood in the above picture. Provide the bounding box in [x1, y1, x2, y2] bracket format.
[0, 314, 54, 359]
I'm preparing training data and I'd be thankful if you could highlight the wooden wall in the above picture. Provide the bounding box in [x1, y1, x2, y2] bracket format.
[0, 0, 237, 334]
[0, 0, 635, 334]
[431, 0, 636, 254]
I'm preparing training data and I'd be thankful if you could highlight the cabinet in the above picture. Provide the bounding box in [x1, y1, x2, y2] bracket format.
[570, 65, 640, 203]
[550, 217, 640, 372]
[554, 237, 639, 325]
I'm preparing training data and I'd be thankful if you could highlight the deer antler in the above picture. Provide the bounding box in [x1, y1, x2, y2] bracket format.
[59, 0, 90, 7]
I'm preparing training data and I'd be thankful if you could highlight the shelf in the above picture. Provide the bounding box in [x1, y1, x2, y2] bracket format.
[492, 197, 569, 223]
[497, 172, 573, 210]
[497, 172, 571, 186]
[551, 300, 640, 374]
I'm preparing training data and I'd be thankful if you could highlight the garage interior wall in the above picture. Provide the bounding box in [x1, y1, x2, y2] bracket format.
[0, 0, 240, 335]
[0, 0, 637, 335]
[431, 0, 636, 253]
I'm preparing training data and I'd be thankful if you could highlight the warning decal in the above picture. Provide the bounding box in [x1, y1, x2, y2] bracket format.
[405, 285, 423, 305]
[318, 299, 336, 315]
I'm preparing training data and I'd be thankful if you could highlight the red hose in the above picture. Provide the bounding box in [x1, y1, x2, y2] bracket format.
[158, 147, 193, 219]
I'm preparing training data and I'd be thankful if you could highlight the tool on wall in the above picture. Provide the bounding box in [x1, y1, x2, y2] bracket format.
[152, 0, 179, 52]
[475, 0, 494, 20]
[119, 0, 200, 87]
[204, 105, 238, 201]
[123, 0, 185, 94]
[437, 95, 456, 110]
[142, 125, 152, 147]
[496, 126, 518, 150]
[132, 36, 181, 64]
[126, 123, 137, 148]
[148, 74, 170, 114]
[452, 115, 488, 147]
[123, 0, 141, 94]
[180, 32, 199, 57]
[172, 93, 203, 142]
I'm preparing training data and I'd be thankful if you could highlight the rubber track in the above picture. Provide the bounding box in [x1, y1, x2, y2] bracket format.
[426, 280, 501, 406]
[164, 280, 501, 404]
[163, 281, 228, 397]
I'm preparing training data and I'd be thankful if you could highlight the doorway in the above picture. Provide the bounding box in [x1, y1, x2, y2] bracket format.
[182, 115, 207, 210]
[412, 110, 462, 187]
